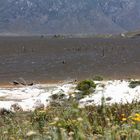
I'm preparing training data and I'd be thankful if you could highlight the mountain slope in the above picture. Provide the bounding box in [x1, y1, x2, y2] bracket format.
[0, 0, 140, 35]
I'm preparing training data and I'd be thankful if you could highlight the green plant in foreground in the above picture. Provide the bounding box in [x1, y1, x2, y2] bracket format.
[1, 83, 140, 139]
[31, 110, 47, 133]
[29, 98, 140, 139]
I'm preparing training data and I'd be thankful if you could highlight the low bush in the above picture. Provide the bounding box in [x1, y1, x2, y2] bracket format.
[76, 80, 96, 96]
[76, 80, 96, 91]
[129, 80, 140, 88]
[93, 75, 103, 81]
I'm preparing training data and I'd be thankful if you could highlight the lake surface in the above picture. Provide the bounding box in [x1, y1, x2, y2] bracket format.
[0, 36, 139, 84]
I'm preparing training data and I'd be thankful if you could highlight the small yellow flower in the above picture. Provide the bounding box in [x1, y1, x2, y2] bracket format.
[122, 118, 127, 121]
[135, 113, 140, 117]
[132, 117, 140, 122]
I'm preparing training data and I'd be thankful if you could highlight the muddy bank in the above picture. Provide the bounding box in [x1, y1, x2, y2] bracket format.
[0, 37, 139, 85]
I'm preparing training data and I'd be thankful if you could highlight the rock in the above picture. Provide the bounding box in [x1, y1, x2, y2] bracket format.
[28, 82, 34, 86]
[106, 97, 112, 101]
[12, 81, 20, 86]
[11, 103, 23, 112]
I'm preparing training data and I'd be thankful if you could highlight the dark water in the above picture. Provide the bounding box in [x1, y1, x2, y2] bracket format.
[0, 37, 139, 84]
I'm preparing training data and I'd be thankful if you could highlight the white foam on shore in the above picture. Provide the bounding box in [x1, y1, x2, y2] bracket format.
[79, 80, 140, 106]
[0, 80, 140, 111]
[0, 83, 75, 111]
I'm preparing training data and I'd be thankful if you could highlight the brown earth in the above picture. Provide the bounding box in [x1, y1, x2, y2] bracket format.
[0, 36, 139, 85]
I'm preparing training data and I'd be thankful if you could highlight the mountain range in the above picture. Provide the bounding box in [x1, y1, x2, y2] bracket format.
[0, 0, 140, 35]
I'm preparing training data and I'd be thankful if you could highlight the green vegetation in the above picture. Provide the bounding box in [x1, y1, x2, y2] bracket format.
[1, 80, 140, 140]
[1, 98, 140, 139]
[93, 75, 103, 81]
[76, 80, 96, 91]
[129, 80, 140, 88]
[75, 80, 96, 98]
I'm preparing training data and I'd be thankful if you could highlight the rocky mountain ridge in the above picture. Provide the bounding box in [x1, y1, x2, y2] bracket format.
[0, 0, 140, 35]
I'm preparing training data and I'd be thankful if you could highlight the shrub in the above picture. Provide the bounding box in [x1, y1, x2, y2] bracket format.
[76, 80, 96, 91]
[93, 75, 103, 81]
[129, 80, 140, 88]
[76, 80, 96, 96]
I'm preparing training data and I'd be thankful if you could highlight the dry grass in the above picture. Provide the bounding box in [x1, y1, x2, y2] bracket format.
[0, 96, 140, 140]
